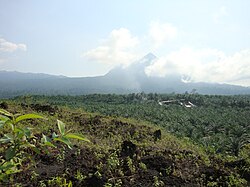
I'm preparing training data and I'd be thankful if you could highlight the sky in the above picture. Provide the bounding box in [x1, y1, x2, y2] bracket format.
[0, 0, 250, 86]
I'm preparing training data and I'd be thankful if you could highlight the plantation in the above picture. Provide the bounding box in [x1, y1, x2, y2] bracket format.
[0, 94, 250, 186]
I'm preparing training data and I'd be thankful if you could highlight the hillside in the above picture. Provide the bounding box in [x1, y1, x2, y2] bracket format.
[1, 96, 249, 186]
[14, 94, 250, 157]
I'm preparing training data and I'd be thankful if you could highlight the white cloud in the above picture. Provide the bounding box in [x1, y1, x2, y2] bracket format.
[82, 22, 250, 87]
[149, 21, 177, 48]
[0, 38, 27, 52]
[83, 23, 178, 66]
[213, 6, 228, 24]
[145, 47, 250, 86]
[82, 28, 139, 66]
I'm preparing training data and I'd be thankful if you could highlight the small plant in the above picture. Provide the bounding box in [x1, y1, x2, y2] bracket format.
[226, 174, 247, 187]
[105, 178, 123, 187]
[153, 176, 164, 187]
[126, 157, 136, 173]
[165, 166, 172, 176]
[0, 109, 45, 181]
[48, 176, 73, 187]
[0, 108, 89, 182]
[38, 180, 47, 187]
[56, 148, 65, 163]
[207, 181, 218, 187]
[30, 170, 39, 181]
[75, 170, 86, 182]
[139, 162, 147, 171]
[114, 179, 122, 187]
[104, 182, 112, 187]
[41, 119, 90, 149]
[107, 152, 120, 171]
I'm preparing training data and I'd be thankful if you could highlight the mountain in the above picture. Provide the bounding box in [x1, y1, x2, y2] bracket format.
[1, 53, 250, 98]
[0, 70, 66, 80]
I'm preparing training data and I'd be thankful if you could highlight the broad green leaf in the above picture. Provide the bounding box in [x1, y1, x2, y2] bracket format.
[5, 147, 16, 160]
[15, 113, 44, 123]
[0, 122, 4, 128]
[14, 127, 31, 138]
[14, 127, 23, 133]
[0, 115, 11, 128]
[0, 133, 13, 143]
[44, 141, 56, 147]
[54, 137, 72, 149]
[0, 161, 15, 171]
[0, 114, 10, 122]
[31, 146, 41, 154]
[64, 133, 90, 142]
[0, 108, 12, 117]
[57, 120, 65, 135]
[9, 123, 14, 131]
[23, 127, 31, 137]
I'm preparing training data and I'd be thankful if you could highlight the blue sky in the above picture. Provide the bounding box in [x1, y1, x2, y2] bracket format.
[0, 0, 250, 86]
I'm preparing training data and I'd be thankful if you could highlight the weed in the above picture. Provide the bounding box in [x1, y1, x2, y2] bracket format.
[114, 179, 122, 187]
[75, 170, 86, 182]
[164, 166, 172, 175]
[104, 182, 112, 187]
[139, 162, 147, 171]
[153, 176, 164, 187]
[107, 152, 120, 171]
[207, 181, 218, 187]
[30, 170, 39, 181]
[38, 180, 46, 187]
[48, 176, 73, 187]
[226, 174, 247, 187]
[94, 170, 102, 178]
[56, 148, 65, 163]
[126, 157, 136, 173]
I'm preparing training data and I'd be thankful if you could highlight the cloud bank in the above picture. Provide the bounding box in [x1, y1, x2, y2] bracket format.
[0, 38, 27, 52]
[83, 21, 250, 87]
[83, 28, 139, 66]
[145, 48, 250, 86]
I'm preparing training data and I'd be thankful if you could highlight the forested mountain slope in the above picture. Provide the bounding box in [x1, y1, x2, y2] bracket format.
[1, 54, 250, 98]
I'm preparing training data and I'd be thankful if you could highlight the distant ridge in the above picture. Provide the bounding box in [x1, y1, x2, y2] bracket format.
[0, 54, 250, 98]
[0, 70, 66, 80]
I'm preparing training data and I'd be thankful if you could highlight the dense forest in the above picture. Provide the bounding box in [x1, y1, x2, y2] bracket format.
[13, 93, 250, 156]
[1, 93, 250, 186]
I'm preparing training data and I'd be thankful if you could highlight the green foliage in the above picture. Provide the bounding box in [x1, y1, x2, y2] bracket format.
[139, 162, 147, 171]
[47, 176, 73, 187]
[153, 176, 164, 187]
[226, 174, 247, 187]
[0, 108, 89, 182]
[42, 119, 90, 149]
[0, 109, 44, 181]
[75, 170, 86, 182]
[107, 152, 120, 171]
[126, 157, 136, 173]
[22, 94, 250, 156]
[1, 94, 249, 186]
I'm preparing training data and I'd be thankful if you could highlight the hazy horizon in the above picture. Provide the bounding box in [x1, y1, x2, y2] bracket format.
[0, 1, 250, 86]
